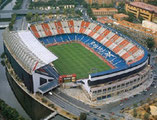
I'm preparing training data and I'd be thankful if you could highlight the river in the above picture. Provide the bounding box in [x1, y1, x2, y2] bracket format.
[0, 1, 67, 120]
[0, 1, 31, 119]
[0, 30, 30, 119]
[0, 30, 67, 120]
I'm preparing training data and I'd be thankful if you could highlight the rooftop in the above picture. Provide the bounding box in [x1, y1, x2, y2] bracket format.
[3, 30, 58, 74]
[129, 2, 157, 13]
[114, 13, 129, 18]
[92, 8, 118, 12]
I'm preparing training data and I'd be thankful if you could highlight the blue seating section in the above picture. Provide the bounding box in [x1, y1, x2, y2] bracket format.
[42, 65, 60, 80]
[39, 33, 128, 68]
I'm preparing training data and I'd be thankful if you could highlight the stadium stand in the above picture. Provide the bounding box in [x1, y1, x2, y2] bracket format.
[30, 20, 145, 66]
[30, 20, 147, 84]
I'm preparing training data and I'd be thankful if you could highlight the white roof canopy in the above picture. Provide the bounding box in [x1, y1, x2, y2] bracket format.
[18, 31, 57, 64]
[3, 30, 58, 74]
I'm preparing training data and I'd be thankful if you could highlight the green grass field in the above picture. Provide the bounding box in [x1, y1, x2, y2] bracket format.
[48, 43, 111, 79]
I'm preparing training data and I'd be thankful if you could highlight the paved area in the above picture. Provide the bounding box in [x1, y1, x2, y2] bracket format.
[14, 17, 28, 30]
[45, 92, 105, 120]
[59, 88, 92, 105]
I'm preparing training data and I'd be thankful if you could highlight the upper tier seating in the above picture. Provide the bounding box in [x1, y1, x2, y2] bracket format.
[30, 20, 144, 66]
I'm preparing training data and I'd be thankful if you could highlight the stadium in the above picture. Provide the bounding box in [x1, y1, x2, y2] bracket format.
[3, 19, 152, 102]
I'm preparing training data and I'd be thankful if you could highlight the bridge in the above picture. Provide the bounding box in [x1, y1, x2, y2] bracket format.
[0, 9, 63, 19]
[0, 9, 59, 14]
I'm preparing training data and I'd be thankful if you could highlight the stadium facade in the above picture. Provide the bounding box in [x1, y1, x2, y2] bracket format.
[3, 19, 152, 101]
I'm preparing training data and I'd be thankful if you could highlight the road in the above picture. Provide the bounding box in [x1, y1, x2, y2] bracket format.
[0, 9, 58, 14]
[45, 92, 106, 120]
[21, 0, 30, 10]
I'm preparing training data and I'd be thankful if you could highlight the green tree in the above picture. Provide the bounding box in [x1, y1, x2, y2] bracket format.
[9, 23, 13, 31]
[144, 113, 149, 120]
[133, 103, 138, 108]
[92, 16, 97, 21]
[63, 8, 66, 15]
[26, 12, 33, 21]
[56, 9, 60, 15]
[1, 60, 5, 66]
[34, 13, 39, 22]
[79, 112, 87, 120]
[146, 37, 155, 50]
[91, 3, 99, 9]
[71, 8, 75, 16]
[76, 10, 82, 16]
[133, 108, 137, 117]
[125, 12, 135, 22]
[0, 99, 25, 120]
[1, 52, 5, 59]
[42, 13, 45, 21]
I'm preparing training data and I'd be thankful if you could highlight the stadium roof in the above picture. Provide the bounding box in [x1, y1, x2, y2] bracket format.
[3, 30, 58, 74]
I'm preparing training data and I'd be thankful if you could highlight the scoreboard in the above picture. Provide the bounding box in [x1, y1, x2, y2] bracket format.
[59, 74, 76, 83]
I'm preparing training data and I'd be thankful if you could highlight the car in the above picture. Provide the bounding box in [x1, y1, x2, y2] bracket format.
[150, 93, 153, 96]
[49, 92, 53, 95]
[154, 78, 157, 80]
[120, 103, 123, 106]
[151, 84, 155, 87]
[154, 86, 156, 88]
[95, 108, 101, 110]
[138, 92, 142, 95]
[146, 87, 150, 90]
[124, 98, 128, 100]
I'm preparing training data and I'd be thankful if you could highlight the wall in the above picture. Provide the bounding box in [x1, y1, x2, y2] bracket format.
[32, 72, 54, 93]
[4, 44, 34, 93]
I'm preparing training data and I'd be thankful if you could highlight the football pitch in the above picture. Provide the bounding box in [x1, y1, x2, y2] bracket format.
[48, 43, 111, 79]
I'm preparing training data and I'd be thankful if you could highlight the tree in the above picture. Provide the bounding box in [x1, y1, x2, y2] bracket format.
[9, 23, 13, 31]
[125, 12, 135, 22]
[79, 112, 87, 120]
[71, 8, 75, 16]
[1, 61, 5, 66]
[144, 113, 149, 120]
[42, 13, 45, 21]
[91, 3, 99, 9]
[133, 103, 138, 108]
[1, 52, 5, 59]
[0, 99, 25, 120]
[92, 16, 97, 21]
[146, 37, 155, 50]
[34, 13, 39, 22]
[26, 12, 33, 21]
[56, 9, 60, 15]
[138, 16, 144, 22]
[133, 108, 137, 117]
[76, 10, 82, 16]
